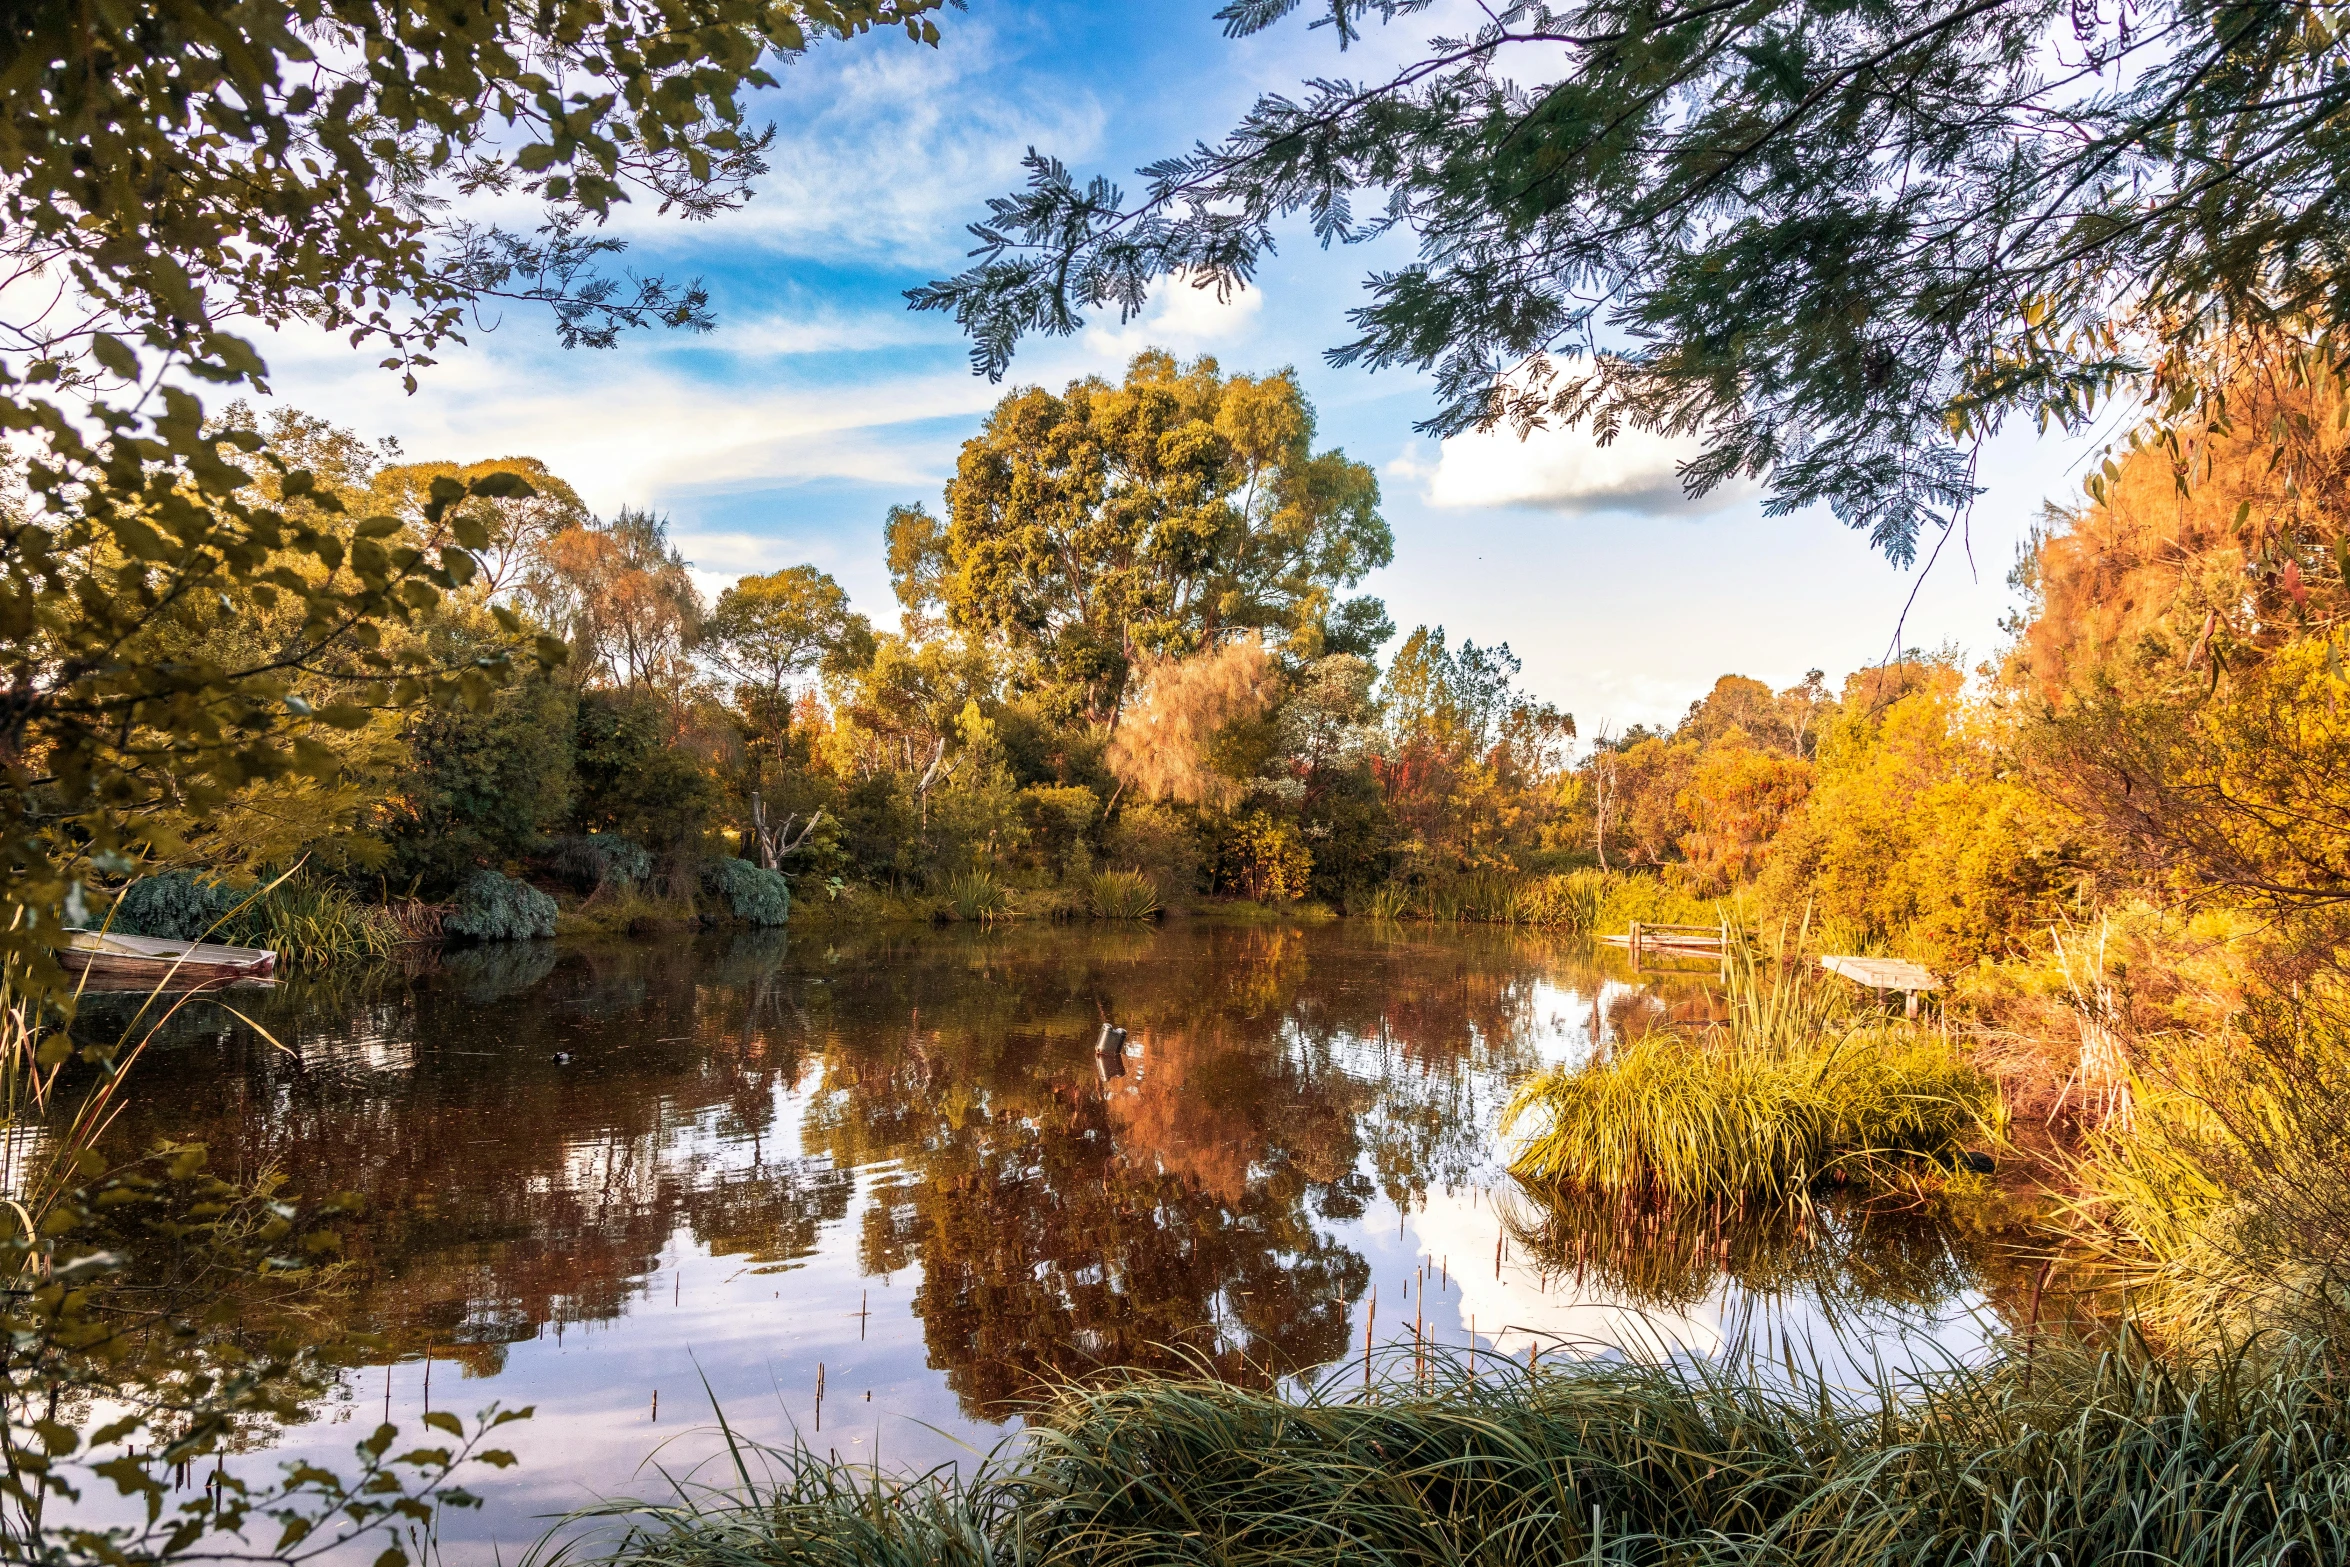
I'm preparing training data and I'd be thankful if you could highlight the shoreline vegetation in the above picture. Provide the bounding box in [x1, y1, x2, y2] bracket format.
[544, 1344, 2350, 1567]
[15, 0, 2350, 1559]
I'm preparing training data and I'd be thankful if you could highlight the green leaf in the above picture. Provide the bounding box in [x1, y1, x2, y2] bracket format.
[421, 1410, 462, 1437]
[91, 333, 139, 379]
[469, 470, 537, 499]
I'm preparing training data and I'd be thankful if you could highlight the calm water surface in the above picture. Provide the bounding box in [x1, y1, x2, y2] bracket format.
[83, 923, 2020, 1562]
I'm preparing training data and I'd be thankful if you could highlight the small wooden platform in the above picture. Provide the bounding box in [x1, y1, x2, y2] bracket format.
[1819, 954, 1940, 1016]
[1597, 921, 1746, 971]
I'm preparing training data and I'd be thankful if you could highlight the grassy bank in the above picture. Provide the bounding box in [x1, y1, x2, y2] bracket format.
[552, 1340, 2350, 1567]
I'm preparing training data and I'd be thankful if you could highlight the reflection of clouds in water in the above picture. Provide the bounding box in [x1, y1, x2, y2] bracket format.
[1410, 1187, 1724, 1361]
[1415, 1181, 2004, 1390]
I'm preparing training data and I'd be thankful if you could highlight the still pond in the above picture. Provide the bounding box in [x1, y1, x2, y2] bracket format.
[77, 922, 2020, 1561]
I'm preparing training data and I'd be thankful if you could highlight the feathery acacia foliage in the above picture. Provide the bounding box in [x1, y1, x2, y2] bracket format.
[915, 0, 2350, 562]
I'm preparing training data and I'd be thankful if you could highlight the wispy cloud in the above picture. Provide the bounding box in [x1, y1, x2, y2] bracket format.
[1079, 273, 1265, 361]
[1395, 423, 1759, 516]
[675, 20, 1107, 266]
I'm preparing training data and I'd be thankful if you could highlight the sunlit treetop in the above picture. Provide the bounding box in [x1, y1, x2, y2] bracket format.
[913, 0, 2350, 564]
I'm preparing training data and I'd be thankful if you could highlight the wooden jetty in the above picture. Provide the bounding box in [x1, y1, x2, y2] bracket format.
[57, 930, 276, 991]
[1599, 920, 1740, 967]
[1819, 954, 1941, 1017]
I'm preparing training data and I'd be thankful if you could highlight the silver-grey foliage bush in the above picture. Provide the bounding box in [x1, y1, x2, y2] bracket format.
[703, 858, 790, 926]
[445, 869, 557, 941]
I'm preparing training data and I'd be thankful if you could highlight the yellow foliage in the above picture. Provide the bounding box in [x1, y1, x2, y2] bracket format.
[1757, 664, 2082, 967]
[1672, 736, 1812, 895]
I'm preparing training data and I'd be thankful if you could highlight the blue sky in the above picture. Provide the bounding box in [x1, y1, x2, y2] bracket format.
[261, 1, 2107, 732]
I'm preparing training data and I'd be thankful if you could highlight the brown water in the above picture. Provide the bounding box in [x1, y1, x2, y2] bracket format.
[75, 922, 2020, 1562]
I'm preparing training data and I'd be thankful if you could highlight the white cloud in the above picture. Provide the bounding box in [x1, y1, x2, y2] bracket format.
[699, 22, 1107, 264]
[251, 312, 992, 512]
[1409, 423, 1758, 516]
[1079, 273, 1266, 361]
[674, 530, 848, 604]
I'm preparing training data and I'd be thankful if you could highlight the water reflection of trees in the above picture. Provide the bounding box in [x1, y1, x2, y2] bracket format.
[74, 924, 1812, 1421]
[1496, 1186, 1997, 1330]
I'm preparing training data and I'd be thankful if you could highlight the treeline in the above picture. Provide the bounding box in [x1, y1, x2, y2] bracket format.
[119, 336, 2350, 1016]
[131, 353, 1587, 928]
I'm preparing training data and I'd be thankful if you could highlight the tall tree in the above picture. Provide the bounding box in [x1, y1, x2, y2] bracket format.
[706, 566, 874, 710]
[527, 509, 704, 691]
[907, 350, 1391, 725]
[915, 0, 2350, 563]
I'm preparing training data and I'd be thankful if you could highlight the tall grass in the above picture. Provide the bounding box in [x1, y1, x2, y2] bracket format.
[1504, 945, 2002, 1209]
[546, 1340, 2350, 1567]
[2071, 985, 2350, 1349]
[1085, 871, 1161, 921]
[946, 870, 1008, 923]
[222, 878, 402, 964]
[1503, 1029, 1998, 1209]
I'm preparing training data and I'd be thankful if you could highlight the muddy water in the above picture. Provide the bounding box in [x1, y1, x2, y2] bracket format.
[79, 922, 2019, 1562]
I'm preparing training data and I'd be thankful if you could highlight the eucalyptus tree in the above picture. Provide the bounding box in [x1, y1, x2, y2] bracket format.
[897, 350, 1392, 726]
[914, 0, 2350, 564]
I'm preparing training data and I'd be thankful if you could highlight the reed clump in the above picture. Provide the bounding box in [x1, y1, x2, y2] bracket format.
[2071, 980, 2350, 1350]
[945, 870, 1008, 922]
[550, 1340, 2350, 1567]
[1504, 941, 2001, 1208]
[1085, 870, 1162, 920]
[1503, 1030, 1998, 1208]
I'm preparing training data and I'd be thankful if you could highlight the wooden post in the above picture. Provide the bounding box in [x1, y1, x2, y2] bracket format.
[1629, 920, 1642, 964]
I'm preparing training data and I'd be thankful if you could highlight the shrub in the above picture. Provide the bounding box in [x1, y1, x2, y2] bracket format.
[381, 667, 576, 896]
[552, 833, 653, 893]
[702, 857, 791, 926]
[109, 873, 238, 939]
[1086, 870, 1161, 920]
[1215, 811, 1312, 902]
[1104, 801, 1202, 900]
[444, 869, 557, 941]
[572, 689, 716, 854]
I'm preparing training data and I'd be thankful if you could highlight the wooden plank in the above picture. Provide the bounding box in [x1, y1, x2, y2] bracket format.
[1819, 955, 1941, 992]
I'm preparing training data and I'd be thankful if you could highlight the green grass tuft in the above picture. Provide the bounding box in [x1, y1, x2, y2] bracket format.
[1085, 870, 1161, 920]
[945, 870, 1008, 922]
[1504, 943, 2000, 1209]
